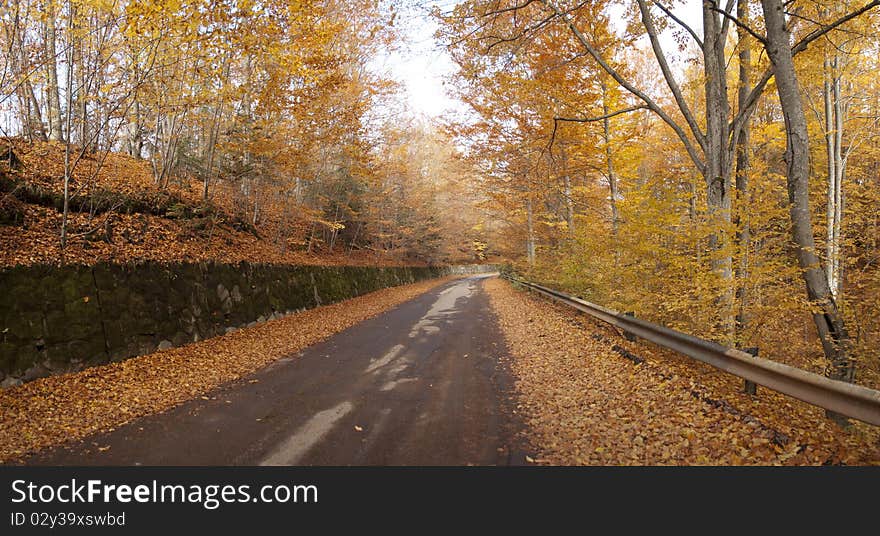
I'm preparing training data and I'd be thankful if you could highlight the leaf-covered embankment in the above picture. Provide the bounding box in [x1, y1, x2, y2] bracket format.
[484, 278, 880, 465]
[0, 139, 426, 268]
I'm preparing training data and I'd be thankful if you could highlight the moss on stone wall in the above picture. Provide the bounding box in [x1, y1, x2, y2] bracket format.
[0, 262, 457, 386]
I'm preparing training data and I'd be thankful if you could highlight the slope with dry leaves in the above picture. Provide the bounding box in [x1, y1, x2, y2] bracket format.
[0, 139, 422, 268]
[484, 278, 880, 465]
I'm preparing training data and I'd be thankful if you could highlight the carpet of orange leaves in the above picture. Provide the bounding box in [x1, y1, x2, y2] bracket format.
[0, 203, 406, 267]
[485, 278, 880, 465]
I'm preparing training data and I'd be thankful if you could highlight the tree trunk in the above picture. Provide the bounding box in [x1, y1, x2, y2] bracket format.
[128, 98, 143, 157]
[11, 18, 47, 142]
[822, 51, 846, 299]
[24, 80, 47, 141]
[61, 0, 75, 250]
[563, 173, 573, 234]
[832, 60, 844, 297]
[702, 3, 734, 340]
[560, 145, 574, 235]
[600, 79, 620, 243]
[74, 12, 88, 150]
[92, 41, 105, 152]
[823, 53, 838, 296]
[526, 195, 536, 265]
[44, 10, 63, 141]
[203, 97, 225, 201]
[734, 0, 752, 343]
[761, 0, 854, 399]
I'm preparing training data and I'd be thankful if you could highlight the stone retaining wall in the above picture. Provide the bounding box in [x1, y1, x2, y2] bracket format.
[0, 262, 489, 387]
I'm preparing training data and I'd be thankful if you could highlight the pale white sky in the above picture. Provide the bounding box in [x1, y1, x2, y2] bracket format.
[381, 0, 704, 119]
[373, 1, 463, 119]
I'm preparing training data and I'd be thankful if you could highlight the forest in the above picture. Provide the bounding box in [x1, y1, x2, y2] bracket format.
[0, 0, 494, 268]
[438, 0, 880, 393]
[2, 0, 880, 393]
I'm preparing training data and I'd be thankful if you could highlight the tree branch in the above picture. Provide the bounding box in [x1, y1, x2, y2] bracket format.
[539, 0, 706, 174]
[791, 0, 880, 55]
[554, 105, 649, 124]
[548, 104, 646, 151]
[709, 2, 768, 45]
[482, 12, 557, 52]
[636, 0, 706, 151]
[484, 0, 537, 16]
[730, 0, 880, 139]
[654, 1, 703, 48]
[717, 0, 737, 43]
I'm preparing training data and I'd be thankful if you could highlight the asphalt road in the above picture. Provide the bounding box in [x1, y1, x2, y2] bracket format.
[26, 274, 526, 466]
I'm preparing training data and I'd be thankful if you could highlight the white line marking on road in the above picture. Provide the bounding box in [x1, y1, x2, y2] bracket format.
[259, 401, 354, 466]
[380, 377, 418, 391]
[365, 344, 404, 374]
[409, 280, 474, 338]
[363, 408, 392, 441]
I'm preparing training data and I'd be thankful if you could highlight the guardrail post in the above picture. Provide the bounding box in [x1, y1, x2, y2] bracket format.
[623, 312, 637, 341]
[742, 347, 759, 395]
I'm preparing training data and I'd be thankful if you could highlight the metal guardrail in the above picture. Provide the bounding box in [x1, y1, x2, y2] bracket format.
[502, 274, 880, 426]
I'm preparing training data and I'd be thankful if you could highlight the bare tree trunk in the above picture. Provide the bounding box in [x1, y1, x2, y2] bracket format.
[128, 98, 142, 157]
[294, 176, 303, 204]
[702, 3, 734, 341]
[203, 97, 225, 201]
[74, 10, 88, 149]
[60, 0, 75, 250]
[328, 205, 340, 252]
[24, 80, 47, 141]
[832, 61, 845, 297]
[762, 0, 854, 401]
[600, 79, 619, 242]
[348, 222, 362, 256]
[10, 14, 47, 142]
[92, 38, 105, 152]
[560, 145, 574, 235]
[252, 168, 262, 226]
[734, 0, 752, 343]
[526, 195, 536, 265]
[124, 46, 144, 157]
[307, 221, 317, 254]
[44, 10, 63, 141]
[821, 48, 848, 300]
[156, 112, 180, 188]
[823, 53, 837, 295]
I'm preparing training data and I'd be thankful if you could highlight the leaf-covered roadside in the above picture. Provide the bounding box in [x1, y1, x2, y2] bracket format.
[484, 278, 880, 465]
[0, 277, 452, 463]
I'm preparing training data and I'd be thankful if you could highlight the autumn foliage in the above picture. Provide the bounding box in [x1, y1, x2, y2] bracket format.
[0, 0, 494, 268]
[439, 1, 880, 390]
[3, 0, 880, 402]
